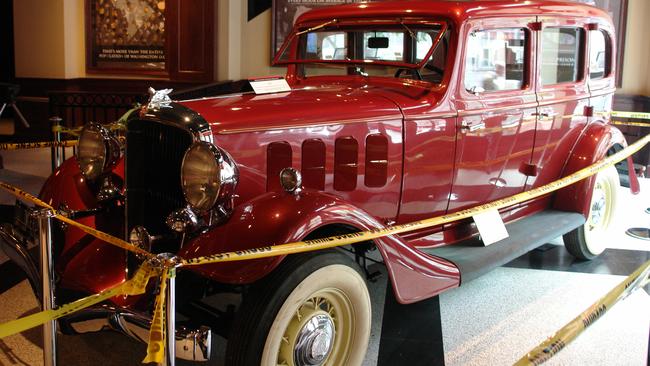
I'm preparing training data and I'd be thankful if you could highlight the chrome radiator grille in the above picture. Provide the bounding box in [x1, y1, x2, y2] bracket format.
[126, 120, 193, 236]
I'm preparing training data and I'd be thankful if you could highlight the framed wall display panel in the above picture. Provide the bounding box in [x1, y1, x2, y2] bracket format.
[86, 0, 167, 75]
[85, 0, 214, 81]
[272, 0, 373, 60]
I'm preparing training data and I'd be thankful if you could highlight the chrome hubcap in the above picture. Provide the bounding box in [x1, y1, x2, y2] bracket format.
[589, 184, 607, 229]
[294, 314, 335, 366]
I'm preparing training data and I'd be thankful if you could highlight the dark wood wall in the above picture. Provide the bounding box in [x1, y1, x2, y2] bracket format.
[0, 0, 15, 82]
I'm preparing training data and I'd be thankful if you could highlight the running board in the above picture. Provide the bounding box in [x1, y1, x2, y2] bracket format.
[421, 210, 585, 285]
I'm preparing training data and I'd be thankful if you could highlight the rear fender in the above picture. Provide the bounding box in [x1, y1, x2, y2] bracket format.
[179, 190, 460, 304]
[553, 122, 629, 215]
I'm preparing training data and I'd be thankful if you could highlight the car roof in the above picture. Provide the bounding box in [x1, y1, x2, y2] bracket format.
[295, 0, 612, 28]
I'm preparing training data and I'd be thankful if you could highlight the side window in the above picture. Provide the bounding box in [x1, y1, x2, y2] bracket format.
[541, 27, 584, 85]
[464, 28, 527, 93]
[589, 30, 611, 80]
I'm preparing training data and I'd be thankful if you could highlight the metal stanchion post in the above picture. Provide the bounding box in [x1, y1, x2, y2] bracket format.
[166, 266, 176, 366]
[36, 209, 57, 366]
[49, 117, 63, 171]
[162, 255, 177, 366]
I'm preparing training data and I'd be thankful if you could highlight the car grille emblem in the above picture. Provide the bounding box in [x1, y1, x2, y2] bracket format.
[147, 87, 173, 111]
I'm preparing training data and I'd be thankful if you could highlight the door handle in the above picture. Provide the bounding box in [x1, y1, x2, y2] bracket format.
[460, 121, 486, 132]
[533, 110, 557, 119]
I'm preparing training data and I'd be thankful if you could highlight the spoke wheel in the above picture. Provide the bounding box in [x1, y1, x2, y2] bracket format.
[275, 289, 354, 366]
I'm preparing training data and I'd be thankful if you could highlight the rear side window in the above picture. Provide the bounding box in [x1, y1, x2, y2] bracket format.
[541, 27, 584, 85]
[589, 30, 611, 79]
[464, 28, 527, 93]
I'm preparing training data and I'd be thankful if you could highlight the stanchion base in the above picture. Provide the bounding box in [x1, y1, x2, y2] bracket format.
[377, 281, 445, 365]
[625, 228, 650, 241]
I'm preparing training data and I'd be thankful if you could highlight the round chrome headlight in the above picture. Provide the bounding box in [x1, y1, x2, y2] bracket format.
[76, 123, 121, 180]
[181, 141, 238, 213]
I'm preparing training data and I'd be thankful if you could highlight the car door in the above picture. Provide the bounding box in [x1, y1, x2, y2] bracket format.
[450, 17, 537, 212]
[525, 17, 591, 194]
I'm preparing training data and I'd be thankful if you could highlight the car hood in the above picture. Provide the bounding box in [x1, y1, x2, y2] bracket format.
[176, 79, 433, 135]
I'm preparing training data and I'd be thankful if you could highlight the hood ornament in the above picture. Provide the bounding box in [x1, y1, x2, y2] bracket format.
[147, 87, 173, 110]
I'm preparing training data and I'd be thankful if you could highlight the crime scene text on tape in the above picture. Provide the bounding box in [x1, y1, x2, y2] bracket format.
[0, 182, 153, 258]
[611, 120, 649, 128]
[514, 259, 650, 366]
[0, 130, 647, 364]
[0, 140, 77, 151]
[0, 261, 158, 339]
[611, 111, 650, 120]
[180, 134, 650, 267]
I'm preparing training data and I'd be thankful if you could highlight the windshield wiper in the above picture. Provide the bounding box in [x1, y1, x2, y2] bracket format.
[399, 21, 416, 39]
[296, 19, 338, 36]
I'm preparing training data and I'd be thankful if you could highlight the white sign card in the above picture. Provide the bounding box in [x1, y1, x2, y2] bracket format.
[249, 77, 292, 95]
[473, 209, 509, 246]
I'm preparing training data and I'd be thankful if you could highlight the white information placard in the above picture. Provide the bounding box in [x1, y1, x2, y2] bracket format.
[249, 77, 292, 95]
[473, 209, 509, 246]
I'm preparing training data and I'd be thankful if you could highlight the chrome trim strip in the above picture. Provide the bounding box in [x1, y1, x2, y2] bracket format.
[405, 112, 457, 120]
[589, 88, 616, 98]
[176, 91, 256, 103]
[537, 95, 590, 107]
[216, 115, 401, 135]
[457, 102, 538, 117]
[132, 102, 214, 144]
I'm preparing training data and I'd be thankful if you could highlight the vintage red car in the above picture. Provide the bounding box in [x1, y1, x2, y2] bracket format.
[0, 1, 634, 365]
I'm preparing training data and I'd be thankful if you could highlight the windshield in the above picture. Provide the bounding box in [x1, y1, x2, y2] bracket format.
[275, 20, 449, 82]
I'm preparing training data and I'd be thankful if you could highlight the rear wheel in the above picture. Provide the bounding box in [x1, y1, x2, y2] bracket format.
[563, 165, 620, 260]
[225, 250, 371, 366]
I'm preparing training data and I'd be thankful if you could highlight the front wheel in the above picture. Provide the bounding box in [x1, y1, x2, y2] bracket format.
[563, 165, 620, 260]
[225, 250, 371, 366]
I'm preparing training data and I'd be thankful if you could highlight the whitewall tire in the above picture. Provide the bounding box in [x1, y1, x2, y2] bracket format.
[225, 250, 371, 366]
[563, 165, 620, 260]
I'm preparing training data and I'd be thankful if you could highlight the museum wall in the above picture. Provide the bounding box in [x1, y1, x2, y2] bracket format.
[619, 0, 650, 96]
[10, 0, 650, 96]
[13, 0, 68, 78]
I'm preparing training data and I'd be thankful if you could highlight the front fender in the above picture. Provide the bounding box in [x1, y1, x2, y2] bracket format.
[179, 190, 460, 304]
[178, 190, 377, 284]
[39, 157, 128, 302]
[553, 122, 628, 216]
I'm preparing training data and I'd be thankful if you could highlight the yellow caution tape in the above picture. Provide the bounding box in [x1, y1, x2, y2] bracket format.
[0, 182, 153, 259]
[0, 261, 158, 339]
[181, 134, 650, 267]
[50, 107, 136, 137]
[514, 259, 650, 366]
[611, 111, 650, 120]
[143, 267, 172, 364]
[0, 140, 78, 151]
[612, 120, 649, 128]
[51, 125, 83, 136]
[52, 122, 127, 137]
[0, 124, 646, 364]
